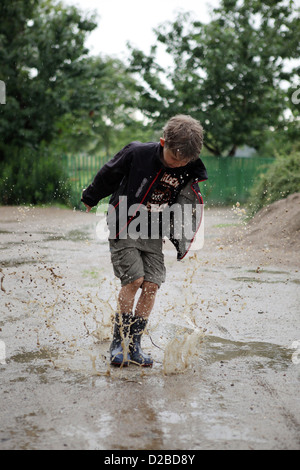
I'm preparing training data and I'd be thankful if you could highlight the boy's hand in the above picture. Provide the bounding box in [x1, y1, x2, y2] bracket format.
[83, 203, 92, 213]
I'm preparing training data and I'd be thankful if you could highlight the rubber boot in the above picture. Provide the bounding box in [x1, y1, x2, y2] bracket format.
[129, 317, 153, 367]
[110, 313, 132, 367]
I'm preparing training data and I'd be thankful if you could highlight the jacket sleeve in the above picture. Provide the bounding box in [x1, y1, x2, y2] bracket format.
[81, 143, 134, 207]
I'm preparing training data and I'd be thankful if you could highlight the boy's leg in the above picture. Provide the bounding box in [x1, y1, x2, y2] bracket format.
[114, 279, 156, 367]
[128, 240, 164, 366]
[135, 281, 159, 319]
[109, 238, 164, 366]
[118, 276, 144, 314]
[127, 281, 158, 367]
[117, 279, 158, 319]
[110, 277, 144, 367]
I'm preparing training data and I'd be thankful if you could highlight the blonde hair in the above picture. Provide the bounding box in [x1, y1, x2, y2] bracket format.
[163, 115, 204, 161]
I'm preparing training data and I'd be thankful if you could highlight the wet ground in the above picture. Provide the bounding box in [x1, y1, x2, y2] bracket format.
[0, 205, 299, 450]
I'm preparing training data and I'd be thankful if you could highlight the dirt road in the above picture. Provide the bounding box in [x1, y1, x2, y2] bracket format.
[0, 204, 299, 450]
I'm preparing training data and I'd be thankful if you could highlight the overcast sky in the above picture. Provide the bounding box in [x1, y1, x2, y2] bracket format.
[63, 0, 220, 62]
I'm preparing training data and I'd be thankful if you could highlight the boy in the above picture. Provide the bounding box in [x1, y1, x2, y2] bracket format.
[82, 115, 208, 367]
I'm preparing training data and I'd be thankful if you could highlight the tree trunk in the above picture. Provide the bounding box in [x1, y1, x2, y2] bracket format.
[228, 145, 237, 157]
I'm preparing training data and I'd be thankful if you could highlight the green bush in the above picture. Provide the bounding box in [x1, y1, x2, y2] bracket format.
[0, 147, 72, 206]
[249, 151, 300, 215]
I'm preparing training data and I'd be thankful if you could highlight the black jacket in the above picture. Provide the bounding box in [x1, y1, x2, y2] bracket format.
[81, 141, 208, 259]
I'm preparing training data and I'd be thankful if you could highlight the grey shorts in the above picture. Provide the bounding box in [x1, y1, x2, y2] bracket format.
[109, 238, 166, 288]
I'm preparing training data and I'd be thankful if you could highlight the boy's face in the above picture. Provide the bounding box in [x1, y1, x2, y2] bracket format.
[160, 138, 190, 168]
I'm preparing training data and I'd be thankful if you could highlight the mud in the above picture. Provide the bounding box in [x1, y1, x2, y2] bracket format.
[0, 204, 299, 450]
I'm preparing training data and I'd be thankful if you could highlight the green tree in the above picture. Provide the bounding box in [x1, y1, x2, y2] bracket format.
[0, 0, 153, 162]
[0, 0, 97, 162]
[129, 0, 300, 156]
[53, 56, 154, 157]
[250, 150, 300, 214]
[0, 0, 154, 206]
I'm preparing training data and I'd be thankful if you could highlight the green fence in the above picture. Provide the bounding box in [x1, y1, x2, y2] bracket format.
[200, 156, 274, 205]
[63, 154, 109, 208]
[63, 154, 275, 207]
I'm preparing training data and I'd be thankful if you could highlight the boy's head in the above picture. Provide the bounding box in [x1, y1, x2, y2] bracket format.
[160, 115, 204, 166]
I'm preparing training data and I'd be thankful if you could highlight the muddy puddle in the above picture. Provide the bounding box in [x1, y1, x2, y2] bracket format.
[0, 206, 299, 450]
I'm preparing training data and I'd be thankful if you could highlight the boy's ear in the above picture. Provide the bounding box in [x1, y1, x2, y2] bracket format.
[160, 137, 165, 147]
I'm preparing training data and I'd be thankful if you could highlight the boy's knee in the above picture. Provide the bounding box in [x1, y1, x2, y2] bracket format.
[142, 281, 159, 294]
[129, 276, 145, 290]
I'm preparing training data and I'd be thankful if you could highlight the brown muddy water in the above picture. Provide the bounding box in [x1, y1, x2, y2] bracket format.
[0, 205, 299, 450]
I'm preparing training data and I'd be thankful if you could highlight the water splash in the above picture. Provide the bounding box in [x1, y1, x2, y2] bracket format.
[161, 253, 207, 375]
[163, 328, 205, 375]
